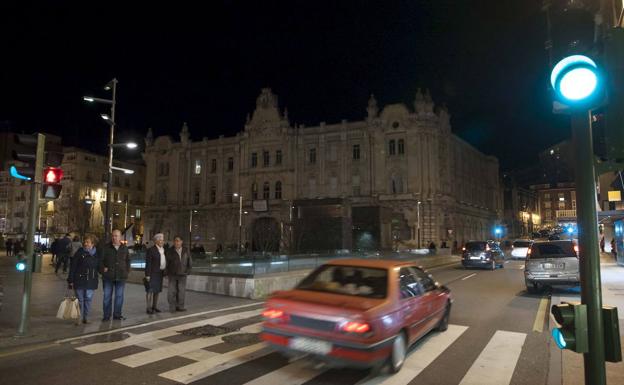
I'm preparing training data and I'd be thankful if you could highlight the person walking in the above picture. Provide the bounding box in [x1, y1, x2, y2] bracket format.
[50, 237, 58, 265]
[67, 235, 99, 324]
[611, 238, 617, 260]
[145, 233, 167, 314]
[13, 239, 23, 256]
[5, 238, 13, 257]
[600, 236, 606, 253]
[55, 233, 72, 274]
[100, 229, 130, 321]
[166, 235, 192, 312]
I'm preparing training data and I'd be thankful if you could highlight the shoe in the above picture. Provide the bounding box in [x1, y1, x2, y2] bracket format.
[82, 319, 90, 324]
[176, 307, 187, 312]
[152, 308, 162, 313]
[147, 308, 153, 314]
[102, 317, 110, 321]
[113, 315, 126, 320]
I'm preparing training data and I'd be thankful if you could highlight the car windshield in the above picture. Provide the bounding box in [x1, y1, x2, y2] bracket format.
[465, 242, 487, 251]
[297, 265, 388, 298]
[513, 241, 531, 248]
[529, 242, 576, 259]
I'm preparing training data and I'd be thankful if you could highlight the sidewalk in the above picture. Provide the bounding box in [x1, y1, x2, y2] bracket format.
[550, 252, 624, 385]
[0, 251, 259, 351]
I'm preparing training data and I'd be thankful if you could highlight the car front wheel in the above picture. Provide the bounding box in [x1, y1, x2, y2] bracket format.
[388, 332, 407, 373]
[436, 303, 451, 332]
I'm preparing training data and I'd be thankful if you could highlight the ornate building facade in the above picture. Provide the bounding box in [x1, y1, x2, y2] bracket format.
[143, 88, 502, 252]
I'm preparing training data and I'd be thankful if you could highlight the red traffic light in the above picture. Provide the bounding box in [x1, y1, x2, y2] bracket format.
[43, 167, 63, 184]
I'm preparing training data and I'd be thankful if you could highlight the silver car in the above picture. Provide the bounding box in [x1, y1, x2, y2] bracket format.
[524, 240, 580, 293]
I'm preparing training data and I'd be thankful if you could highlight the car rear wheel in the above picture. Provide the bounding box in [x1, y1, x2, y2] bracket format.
[388, 332, 407, 373]
[436, 303, 451, 332]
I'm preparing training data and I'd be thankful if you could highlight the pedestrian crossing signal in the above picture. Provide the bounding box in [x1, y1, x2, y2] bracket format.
[15, 259, 27, 272]
[551, 302, 588, 353]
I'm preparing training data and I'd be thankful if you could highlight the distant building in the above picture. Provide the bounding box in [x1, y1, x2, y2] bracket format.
[502, 174, 540, 238]
[142, 88, 502, 252]
[530, 182, 576, 228]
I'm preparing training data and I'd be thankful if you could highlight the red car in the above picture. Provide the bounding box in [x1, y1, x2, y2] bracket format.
[261, 259, 452, 373]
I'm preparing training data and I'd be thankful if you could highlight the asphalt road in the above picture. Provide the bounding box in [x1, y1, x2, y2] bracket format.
[0, 260, 556, 385]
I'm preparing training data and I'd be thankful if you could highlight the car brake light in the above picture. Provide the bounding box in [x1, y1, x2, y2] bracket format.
[341, 321, 371, 333]
[527, 248, 532, 255]
[262, 309, 284, 319]
[574, 245, 579, 254]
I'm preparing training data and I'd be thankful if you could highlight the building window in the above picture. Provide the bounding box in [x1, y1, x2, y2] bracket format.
[251, 152, 258, 168]
[352, 175, 361, 196]
[124, 178, 130, 188]
[572, 199, 576, 209]
[276, 150, 282, 165]
[558, 201, 566, 209]
[211, 159, 217, 173]
[544, 193, 550, 199]
[158, 163, 169, 176]
[225, 180, 233, 203]
[391, 175, 403, 194]
[210, 186, 216, 204]
[227, 157, 234, 171]
[353, 144, 360, 160]
[398, 139, 405, 155]
[251, 182, 258, 200]
[194, 160, 201, 175]
[329, 176, 337, 194]
[389, 140, 396, 155]
[309, 178, 316, 198]
[544, 201, 551, 209]
[275, 181, 282, 199]
[263, 151, 270, 167]
[263, 182, 270, 199]
[135, 209, 141, 219]
[309, 148, 316, 164]
[544, 209, 552, 219]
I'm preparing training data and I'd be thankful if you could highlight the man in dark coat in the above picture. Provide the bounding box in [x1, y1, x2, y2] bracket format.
[145, 233, 167, 314]
[166, 235, 192, 312]
[55, 233, 72, 274]
[99, 229, 130, 321]
[5, 239, 13, 257]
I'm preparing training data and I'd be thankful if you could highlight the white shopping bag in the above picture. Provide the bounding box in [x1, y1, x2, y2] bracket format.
[56, 296, 81, 320]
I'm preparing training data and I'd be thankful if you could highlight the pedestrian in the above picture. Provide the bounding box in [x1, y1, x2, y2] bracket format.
[100, 229, 131, 321]
[5, 238, 13, 257]
[50, 237, 58, 265]
[611, 238, 617, 259]
[67, 235, 99, 324]
[70, 236, 82, 260]
[14, 239, 23, 256]
[166, 235, 192, 312]
[145, 233, 167, 314]
[55, 233, 72, 274]
[600, 236, 605, 253]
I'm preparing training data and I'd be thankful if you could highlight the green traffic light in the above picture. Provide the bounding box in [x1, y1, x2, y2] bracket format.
[16, 261, 27, 271]
[551, 302, 588, 354]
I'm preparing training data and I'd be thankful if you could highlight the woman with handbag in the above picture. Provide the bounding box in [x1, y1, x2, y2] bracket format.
[67, 234, 99, 324]
[145, 233, 167, 314]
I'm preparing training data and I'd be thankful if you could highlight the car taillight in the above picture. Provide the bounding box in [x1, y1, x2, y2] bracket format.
[262, 309, 284, 319]
[574, 245, 579, 254]
[527, 248, 532, 255]
[341, 321, 371, 334]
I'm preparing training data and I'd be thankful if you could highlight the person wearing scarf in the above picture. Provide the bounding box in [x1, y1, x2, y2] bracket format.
[145, 233, 167, 314]
[67, 235, 100, 324]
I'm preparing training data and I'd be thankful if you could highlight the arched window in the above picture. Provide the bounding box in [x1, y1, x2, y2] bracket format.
[251, 183, 258, 200]
[263, 182, 270, 199]
[275, 181, 282, 199]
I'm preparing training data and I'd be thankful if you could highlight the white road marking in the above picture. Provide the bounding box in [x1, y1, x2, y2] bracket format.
[57, 302, 261, 344]
[113, 322, 262, 367]
[158, 343, 272, 384]
[458, 330, 526, 385]
[76, 309, 261, 354]
[461, 273, 477, 281]
[242, 357, 322, 385]
[357, 324, 468, 385]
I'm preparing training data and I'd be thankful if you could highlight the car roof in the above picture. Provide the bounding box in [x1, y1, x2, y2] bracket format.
[325, 258, 414, 269]
[531, 240, 575, 245]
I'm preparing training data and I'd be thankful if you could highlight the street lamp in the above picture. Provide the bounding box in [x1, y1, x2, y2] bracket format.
[417, 201, 422, 248]
[83, 78, 117, 241]
[233, 193, 243, 255]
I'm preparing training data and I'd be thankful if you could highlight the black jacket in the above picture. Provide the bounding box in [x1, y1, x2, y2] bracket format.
[165, 247, 192, 276]
[67, 248, 100, 290]
[99, 242, 130, 281]
[145, 245, 167, 277]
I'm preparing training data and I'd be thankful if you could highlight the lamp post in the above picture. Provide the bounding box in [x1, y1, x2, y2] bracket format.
[233, 193, 243, 255]
[84, 78, 117, 242]
[417, 201, 422, 248]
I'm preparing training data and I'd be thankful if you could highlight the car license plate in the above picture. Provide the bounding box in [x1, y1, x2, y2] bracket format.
[289, 337, 332, 355]
[543, 263, 564, 269]
[470, 256, 481, 260]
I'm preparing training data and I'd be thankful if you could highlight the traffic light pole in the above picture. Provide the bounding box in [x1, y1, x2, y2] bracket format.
[571, 111, 606, 385]
[17, 133, 45, 336]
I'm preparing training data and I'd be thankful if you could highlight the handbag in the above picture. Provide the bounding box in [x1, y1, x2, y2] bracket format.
[56, 292, 81, 320]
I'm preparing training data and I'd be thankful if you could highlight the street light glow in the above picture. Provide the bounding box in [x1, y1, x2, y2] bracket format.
[83, 96, 95, 102]
[101, 113, 110, 120]
[126, 142, 138, 149]
[233, 193, 239, 197]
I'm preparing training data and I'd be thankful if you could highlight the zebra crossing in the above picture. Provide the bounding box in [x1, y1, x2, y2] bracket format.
[69, 306, 530, 385]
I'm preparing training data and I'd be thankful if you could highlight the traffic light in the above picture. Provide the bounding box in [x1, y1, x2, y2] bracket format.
[551, 301, 589, 353]
[15, 257, 27, 272]
[42, 167, 63, 199]
[602, 305, 622, 362]
[10, 134, 40, 181]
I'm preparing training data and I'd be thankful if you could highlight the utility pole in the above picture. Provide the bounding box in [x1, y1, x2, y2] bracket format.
[18, 133, 44, 336]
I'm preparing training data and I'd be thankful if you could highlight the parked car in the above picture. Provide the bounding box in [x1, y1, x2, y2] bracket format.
[524, 240, 579, 293]
[510, 239, 532, 259]
[461, 241, 505, 270]
[261, 259, 452, 373]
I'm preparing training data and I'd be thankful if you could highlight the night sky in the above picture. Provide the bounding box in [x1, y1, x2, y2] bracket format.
[0, 1, 570, 170]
